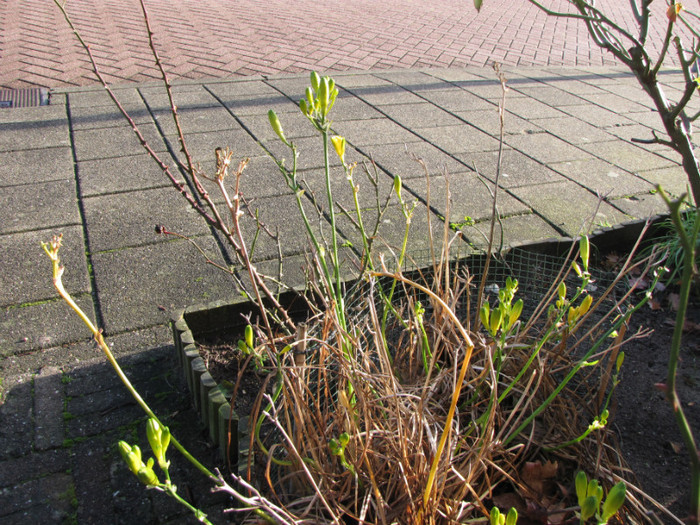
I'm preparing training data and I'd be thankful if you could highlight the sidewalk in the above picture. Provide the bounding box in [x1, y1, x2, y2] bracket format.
[0, 64, 691, 522]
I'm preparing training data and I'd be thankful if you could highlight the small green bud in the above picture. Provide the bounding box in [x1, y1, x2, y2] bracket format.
[601, 481, 626, 522]
[490, 507, 505, 525]
[505, 507, 518, 525]
[305, 87, 315, 113]
[578, 294, 593, 317]
[137, 463, 159, 486]
[580, 495, 598, 522]
[393, 175, 403, 200]
[580, 235, 590, 272]
[490, 306, 503, 335]
[310, 71, 321, 92]
[616, 352, 625, 373]
[339, 432, 350, 447]
[508, 298, 523, 330]
[146, 418, 170, 470]
[119, 441, 142, 475]
[480, 303, 490, 330]
[575, 471, 588, 507]
[319, 77, 329, 115]
[572, 260, 582, 277]
[245, 324, 254, 349]
[268, 110, 287, 144]
[558, 281, 567, 302]
[299, 98, 309, 116]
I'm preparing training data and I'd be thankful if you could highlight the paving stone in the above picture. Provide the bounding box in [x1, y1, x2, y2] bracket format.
[462, 212, 561, 250]
[69, 101, 153, 130]
[510, 85, 586, 106]
[0, 119, 70, 152]
[0, 225, 89, 306]
[358, 141, 466, 180]
[165, 127, 262, 163]
[576, 91, 652, 114]
[0, 146, 73, 187]
[263, 134, 344, 172]
[505, 131, 591, 164]
[415, 87, 496, 112]
[332, 118, 419, 147]
[67, 88, 144, 109]
[0, 295, 96, 356]
[232, 110, 318, 142]
[460, 148, 566, 188]
[635, 165, 692, 198]
[405, 171, 530, 223]
[33, 366, 65, 451]
[454, 108, 536, 137]
[78, 152, 181, 197]
[0, 379, 33, 460]
[72, 122, 168, 161]
[550, 158, 655, 198]
[611, 193, 671, 219]
[90, 237, 237, 335]
[71, 436, 117, 525]
[379, 102, 465, 129]
[415, 124, 501, 154]
[501, 96, 567, 121]
[83, 186, 211, 252]
[577, 139, 678, 172]
[0, 179, 80, 234]
[0, 448, 71, 489]
[350, 84, 426, 106]
[335, 74, 394, 88]
[0, 105, 67, 125]
[510, 181, 629, 237]
[152, 105, 241, 137]
[203, 79, 277, 98]
[561, 103, 636, 129]
[529, 116, 615, 145]
[0, 473, 74, 519]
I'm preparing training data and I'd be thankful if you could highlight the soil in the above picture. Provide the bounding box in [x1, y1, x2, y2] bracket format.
[613, 286, 700, 522]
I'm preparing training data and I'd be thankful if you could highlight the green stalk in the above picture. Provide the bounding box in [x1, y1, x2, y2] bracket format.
[660, 189, 700, 522]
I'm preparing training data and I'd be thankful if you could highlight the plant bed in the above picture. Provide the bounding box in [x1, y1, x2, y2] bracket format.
[169, 238, 662, 523]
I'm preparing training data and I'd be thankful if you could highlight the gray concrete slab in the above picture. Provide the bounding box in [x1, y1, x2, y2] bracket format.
[461, 148, 566, 188]
[90, 237, 236, 334]
[333, 118, 420, 147]
[0, 119, 71, 152]
[71, 122, 168, 161]
[0, 180, 80, 235]
[577, 139, 679, 173]
[463, 212, 561, 250]
[0, 146, 73, 187]
[358, 141, 468, 180]
[505, 132, 592, 164]
[83, 187, 210, 253]
[0, 226, 89, 306]
[416, 124, 501, 154]
[529, 116, 615, 145]
[77, 152, 181, 197]
[510, 180, 629, 236]
[549, 158, 655, 198]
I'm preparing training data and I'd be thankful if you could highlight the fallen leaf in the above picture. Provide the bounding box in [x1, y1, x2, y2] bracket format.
[648, 298, 662, 311]
[628, 276, 648, 291]
[668, 293, 681, 311]
[670, 441, 683, 454]
[521, 460, 558, 495]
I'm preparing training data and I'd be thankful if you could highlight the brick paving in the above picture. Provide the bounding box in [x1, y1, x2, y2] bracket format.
[0, 0, 683, 90]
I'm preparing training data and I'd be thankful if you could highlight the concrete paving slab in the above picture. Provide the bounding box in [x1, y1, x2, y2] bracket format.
[332, 118, 420, 147]
[263, 134, 345, 172]
[463, 212, 561, 251]
[90, 237, 237, 334]
[611, 193, 671, 219]
[68, 100, 153, 130]
[0, 146, 73, 187]
[510, 180, 629, 236]
[550, 158, 655, 198]
[416, 124, 501, 154]
[405, 172, 530, 223]
[460, 149, 566, 188]
[165, 128, 261, 162]
[415, 87, 497, 113]
[635, 165, 692, 198]
[528, 116, 615, 145]
[335, 74, 395, 89]
[0, 105, 66, 124]
[560, 103, 637, 129]
[501, 96, 567, 121]
[33, 366, 64, 451]
[0, 225, 89, 306]
[0, 295, 96, 356]
[454, 108, 536, 137]
[358, 141, 467, 180]
[509, 84, 586, 107]
[578, 139, 679, 173]
[576, 91, 653, 114]
[379, 102, 465, 129]
[235, 110, 320, 142]
[0, 179, 80, 234]
[505, 132, 591, 164]
[0, 119, 70, 152]
[65, 87, 145, 108]
[71, 122, 168, 161]
[83, 186, 211, 252]
[349, 85, 427, 107]
[77, 152, 181, 197]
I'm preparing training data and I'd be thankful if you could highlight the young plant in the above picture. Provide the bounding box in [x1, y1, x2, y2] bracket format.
[575, 470, 627, 525]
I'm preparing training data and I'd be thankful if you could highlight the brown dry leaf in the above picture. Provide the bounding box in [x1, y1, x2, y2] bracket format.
[628, 276, 648, 291]
[670, 441, 683, 454]
[648, 298, 662, 311]
[492, 492, 526, 513]
[521, 460, 558, 495]
[684, 320, 700, 333]
[668, 293, 681, 311]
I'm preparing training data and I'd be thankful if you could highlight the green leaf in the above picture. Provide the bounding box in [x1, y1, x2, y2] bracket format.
[474, 0, 483, 11]
[581, 495, 598, 522]
[575, 471, 588, 507]
[505, 507, 518, 525]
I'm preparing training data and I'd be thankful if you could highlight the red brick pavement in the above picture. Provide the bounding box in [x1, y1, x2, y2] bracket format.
[0, 0, 685, 89]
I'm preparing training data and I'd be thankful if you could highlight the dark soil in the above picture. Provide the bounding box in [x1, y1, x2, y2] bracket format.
[613, 287, 700, 522]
